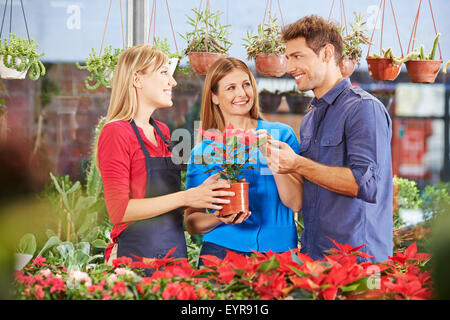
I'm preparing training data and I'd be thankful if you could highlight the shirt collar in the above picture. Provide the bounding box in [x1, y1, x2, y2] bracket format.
[311, 78, 351, 108]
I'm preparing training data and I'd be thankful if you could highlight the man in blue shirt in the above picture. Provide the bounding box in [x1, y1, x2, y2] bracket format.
[263, 15, 393, 262]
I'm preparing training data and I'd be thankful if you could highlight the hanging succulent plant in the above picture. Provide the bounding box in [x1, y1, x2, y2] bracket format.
[76, 45, 125, 90]
[0, 33, 46, 80]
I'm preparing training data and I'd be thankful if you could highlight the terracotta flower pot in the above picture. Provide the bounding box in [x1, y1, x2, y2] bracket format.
[217, 182, 249, 217]
[188, 52, 228, 76]
[255, 54, 287, 77]
[366, 57, 401, 81]
[405, 60, 442, 84]
[340, 56, 357, 78]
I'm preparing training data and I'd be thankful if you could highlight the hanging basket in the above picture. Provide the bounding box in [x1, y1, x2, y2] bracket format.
[255, 54, 287, 78]
[366, 57, 401, 81]
[405, 59, 442, 83]
[0, 55, 29, 80]
[340, 56, 357, 78]
[188, 52, 228, 76]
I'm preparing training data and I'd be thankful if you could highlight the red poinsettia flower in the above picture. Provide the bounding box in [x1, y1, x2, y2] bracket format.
[325, 237, 374, 261]
[388, 242, 432, 265]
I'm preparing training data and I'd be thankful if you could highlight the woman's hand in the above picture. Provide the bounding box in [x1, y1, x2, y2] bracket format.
[214, 210, 251, 225]
[182, 173, 235, 211]
[254, 129, 273, 156]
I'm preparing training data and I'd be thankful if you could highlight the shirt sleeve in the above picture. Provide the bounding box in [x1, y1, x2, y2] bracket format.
[186, 142, 211, 190]
[346, 99, 391, 204]
[98, 123, 131, 225]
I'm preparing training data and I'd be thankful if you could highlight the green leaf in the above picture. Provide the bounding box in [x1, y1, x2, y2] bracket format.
[17, 233, 36, 255]
[37, 236, 61, 257]
[92, 239, 108, 249]
[56, 241, 74, 259]
[257, 255, 280, 273]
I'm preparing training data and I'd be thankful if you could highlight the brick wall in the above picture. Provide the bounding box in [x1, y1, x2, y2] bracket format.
[1, 64, 204, 182]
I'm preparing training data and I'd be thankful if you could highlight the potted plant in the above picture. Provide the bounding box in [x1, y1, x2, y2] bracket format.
[153, 36, 189, 75]
[339, 12, 372, 78]
[367, 48, 403, 81]
[403, 33, 442, 83]
[76, 45, 125, 90]
[0, 33, 45, 80]
[181, 3, 231, 76]
[283, 89, 313, 113]
[243, 15, 286, 78]
[15, 233, 36, 270]
[195, 124, 265, 216]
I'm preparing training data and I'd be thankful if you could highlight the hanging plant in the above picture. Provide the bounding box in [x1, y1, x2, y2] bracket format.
[365, 0, 404, 81]
[0, 33, 45, 80]
[243, 14, 286, 77]
[153, 37, 189, 75]
[76, 46, 125, 90]
[180, 2, 231, 75]
[443, 60, 450, 74]
[339, 12, 372, 78]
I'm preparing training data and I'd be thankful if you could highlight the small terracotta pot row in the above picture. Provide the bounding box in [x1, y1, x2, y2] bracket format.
[366, 57, 442, 83]
[188, 52, 287, 77]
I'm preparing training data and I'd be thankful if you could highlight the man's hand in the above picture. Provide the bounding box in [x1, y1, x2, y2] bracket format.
[264, 139, 301, 174]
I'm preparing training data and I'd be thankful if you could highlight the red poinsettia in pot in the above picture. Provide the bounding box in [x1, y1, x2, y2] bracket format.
[182, 3, 230, 76]
[196, 124, 266, 216]
[243, 15, 286, 78]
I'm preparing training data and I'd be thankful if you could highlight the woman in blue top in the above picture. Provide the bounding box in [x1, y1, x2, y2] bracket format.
[185, 57, 303, 265]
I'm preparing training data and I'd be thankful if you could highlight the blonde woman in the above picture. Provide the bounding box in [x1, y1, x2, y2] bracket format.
[185, 57, 303, 266]
[97, 45, 234, 274]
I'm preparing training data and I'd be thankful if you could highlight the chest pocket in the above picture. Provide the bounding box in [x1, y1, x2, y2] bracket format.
[320, 134, 345, 166]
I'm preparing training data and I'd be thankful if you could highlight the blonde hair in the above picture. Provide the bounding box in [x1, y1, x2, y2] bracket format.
[106, 44, 168, 122]
[200, 57, 261, 133]
[96, 45, 168, 169]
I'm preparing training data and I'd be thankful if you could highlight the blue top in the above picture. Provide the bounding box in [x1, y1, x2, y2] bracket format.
[299, 78, 393, 262]
[186, 119, 300, 253]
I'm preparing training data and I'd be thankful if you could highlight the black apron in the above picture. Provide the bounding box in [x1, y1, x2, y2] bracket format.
[116, 118, 187, 275]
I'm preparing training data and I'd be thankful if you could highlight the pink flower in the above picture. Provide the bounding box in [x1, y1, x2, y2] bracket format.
[162, 282, 181, 300]
[39, 268, 52, 278]
[112, 281, 127, 295]
[32, 256, 46, 267]
[114, 268, 136, 276]
[68, 270, 92, 287]
[34, 285, 45, 300]
[102, 294, 111, 300]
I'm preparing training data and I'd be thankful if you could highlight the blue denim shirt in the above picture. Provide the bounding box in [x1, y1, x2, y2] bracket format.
[299, 78, 393, 262]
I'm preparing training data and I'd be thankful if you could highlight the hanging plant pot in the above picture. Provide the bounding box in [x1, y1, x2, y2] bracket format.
[188, 52, 228, 76]
[255, 54, 287, 78]
[405, 60, 442, 84]
[217, 182, 249, 217]
[104, 67, 114, 88]
[14, 253, 33, 270]
[366, 57, 401, 81]
[340, 56, 357, 78]
[0, 55, 29, 79]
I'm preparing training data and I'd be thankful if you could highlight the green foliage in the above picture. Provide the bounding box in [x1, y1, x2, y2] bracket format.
[76, 45, 125, 90]
[340, 12, 372, 65]
[180, 3, 231, 54]
[17, 233, 36, 255]
[243, 15, 285, 61]
[153, 37, 189, 74]
[0, 33, 46, 80]
[421, 183, 450, 222]
[86, 117, 106, 199]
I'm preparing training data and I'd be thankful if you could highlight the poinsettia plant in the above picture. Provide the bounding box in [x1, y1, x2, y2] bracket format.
[195, 124, 266, 183]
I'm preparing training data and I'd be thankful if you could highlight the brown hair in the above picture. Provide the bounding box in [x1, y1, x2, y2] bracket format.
[282, 15, 344, 64]
[200, 57, 260, 133]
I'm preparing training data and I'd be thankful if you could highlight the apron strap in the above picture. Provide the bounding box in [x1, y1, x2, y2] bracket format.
[129, 119, 152, 171]
[150, 117, 173, 152]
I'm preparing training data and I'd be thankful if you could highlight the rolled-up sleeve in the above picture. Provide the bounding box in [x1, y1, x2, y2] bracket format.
[346, 99, 390, 203]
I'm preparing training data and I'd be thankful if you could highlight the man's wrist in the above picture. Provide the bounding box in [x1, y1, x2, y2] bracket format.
[293, 155, 305, 174]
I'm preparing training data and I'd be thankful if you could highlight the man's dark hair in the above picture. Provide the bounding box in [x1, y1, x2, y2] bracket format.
[282, 15, 344, 64]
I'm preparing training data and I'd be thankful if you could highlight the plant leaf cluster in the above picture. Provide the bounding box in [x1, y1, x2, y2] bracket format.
[180, 4, 231, 54]
[0, 33, 46, 80]
[340, 12, 372, 65]
[243, 15, 285, 61]
[76, 45, 125, 90]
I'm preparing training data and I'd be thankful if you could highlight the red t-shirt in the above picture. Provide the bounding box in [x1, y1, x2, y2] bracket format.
[97, 120, 172, 261]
